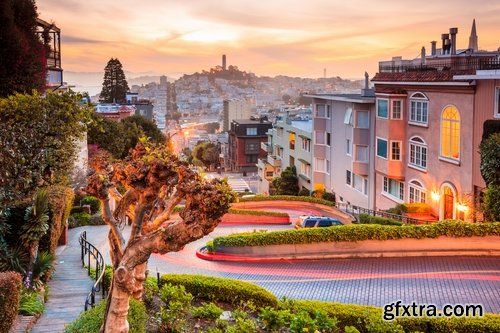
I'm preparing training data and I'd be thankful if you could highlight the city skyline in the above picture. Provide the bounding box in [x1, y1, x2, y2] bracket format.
[38, 0, 500, 79]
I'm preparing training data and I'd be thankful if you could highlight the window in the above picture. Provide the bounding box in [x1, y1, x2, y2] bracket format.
[316, 104, 330, 117]
[441, 105, 460, 160]
[363, 178, 368, 195]
[277, 147, 284, 158]
[356, 111, 369, 128]
[314, 158, 326, 172]
[383, 176, 404, 201]
[408, 180, 427, 203]
[246, 127, 257, 135]
[315, 131, 326, 145]
[245, 142, 259, 153]
[376, 138, 388, 159]
[356, 145, 368, 161]
[391, 141, 401, 161]
[409, 92, 428, 125]
[326, 160, 331, 174]
[289, 132, 296, 150]
[301, 138, 311, 152]
[409, 136, 427, 170]
[346, 139, 352, 156]
[392, 100, 402, 119]
[265, 171, 273, 178]
[300, 162, 311, 177]
[326, 132, 331, 146]
[344, 108, 353, 124]
[496, 87, 500, 117]
[277, 127, 284, 137]
[346, 170, 352, 185]
[246, 154, 258, 163]
[353, 174, 363, 192]
[377, 99, 388, 118]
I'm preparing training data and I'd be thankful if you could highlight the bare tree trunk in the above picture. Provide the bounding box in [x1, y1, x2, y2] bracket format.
[102, 276, 130, 333]
[132, 263, 147, 300]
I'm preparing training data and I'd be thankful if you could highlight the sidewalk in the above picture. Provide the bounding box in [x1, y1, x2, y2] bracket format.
[28, 227, 104, 333]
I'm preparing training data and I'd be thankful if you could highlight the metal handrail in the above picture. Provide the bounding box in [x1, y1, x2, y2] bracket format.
[334, 202, 433, 225]
[79, 231, 107, 310]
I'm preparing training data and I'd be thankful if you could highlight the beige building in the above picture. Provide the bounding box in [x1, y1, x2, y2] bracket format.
[221, 99, 253, 132]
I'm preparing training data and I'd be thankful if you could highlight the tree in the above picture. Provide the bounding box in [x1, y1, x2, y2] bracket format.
[0, 0, 46, 97]
[100, 58, 129, 103]
[480, 132, 500, 221]
[85, 141, 234, 332]
[192, 142, 219, 169]
[121, 115, 166, 143]
[0, 92, 93, 202]
[271, 166, 299, 195]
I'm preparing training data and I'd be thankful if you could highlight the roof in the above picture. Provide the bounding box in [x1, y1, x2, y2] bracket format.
[305, 93, 375, 104]
[232, 119, 272, 125]
[372, 70, 474, 83]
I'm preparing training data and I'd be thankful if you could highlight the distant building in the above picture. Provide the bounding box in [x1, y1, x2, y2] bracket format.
[227, 119, 272, 173]
[257, 114, 313, 195]
[221, 99, 253, 131]
[36, 18, 62, 88]
[371, 21, 500, 221]
[94, 103, 135, 121]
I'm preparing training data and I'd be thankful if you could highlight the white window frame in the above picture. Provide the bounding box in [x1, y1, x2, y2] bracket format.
[355, 145, 368, 162]
[439, 105, 461, 162]
[408, 136, 427, 171]
[346, 138, 352, 156]
[356, 110, 369, 128]
[346, 170, 352, 186]
[344, 108, 353, 125]
[382, 176, 404, 202]
[300, 161, 311, 178]
[409, 92, 429, 126]
[408, 180, 427, 203]
[391, 100, 403, 120]
[376, 137, 388, 160]
[390, 141, 402, 161]
[246, 127, 257, 135]
[316, 104, 330, 118]
[377, 98, 389, 119]
[314, 158, 326, 172]
[314, 131, 326, 145]
[301, 138, 311, 152]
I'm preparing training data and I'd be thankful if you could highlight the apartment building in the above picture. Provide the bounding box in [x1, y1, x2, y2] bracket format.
[221, 99, 253, 132]
[227, 119, 272, 173]
[308, 76, 376, 208]
[371, 21, 500, 221]
[257, 114, 313, 195]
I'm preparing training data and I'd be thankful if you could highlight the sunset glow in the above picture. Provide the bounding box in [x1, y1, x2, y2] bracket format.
[37, 0, 500, 78]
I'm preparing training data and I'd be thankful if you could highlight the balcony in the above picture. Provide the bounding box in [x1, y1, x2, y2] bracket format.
[268, 155, 282, 167]
[261, 142, 272, 153]
[352, 128, 370, 145]
[379, 57, 500, 73]
[352, 161, 369, 176]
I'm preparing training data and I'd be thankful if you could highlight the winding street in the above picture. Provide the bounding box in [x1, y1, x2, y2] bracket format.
[83, 201, 500, 313]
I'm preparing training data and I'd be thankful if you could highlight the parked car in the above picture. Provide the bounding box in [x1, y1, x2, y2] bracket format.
[295, 215, 343, 228]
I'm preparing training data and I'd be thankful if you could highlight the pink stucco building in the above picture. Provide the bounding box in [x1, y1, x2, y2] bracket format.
[372, 21, 500, 221]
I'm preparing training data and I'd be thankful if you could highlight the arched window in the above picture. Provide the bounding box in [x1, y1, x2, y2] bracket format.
[408, 180, 426, 203]
[408, 136, 427, 170]
[441, 106, 460, 160]
[409, 92, 429, 125]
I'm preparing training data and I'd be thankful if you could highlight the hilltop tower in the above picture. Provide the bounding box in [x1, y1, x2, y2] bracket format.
[468, 19, 478, 52]
[222, 54, 227, 70]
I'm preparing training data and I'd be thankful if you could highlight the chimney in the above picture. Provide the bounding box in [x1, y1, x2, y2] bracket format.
[449, 27, 458, 55]
[441, 33, 450, 54]
[421, 46, 426, 65]
[431, 41, 437, 56]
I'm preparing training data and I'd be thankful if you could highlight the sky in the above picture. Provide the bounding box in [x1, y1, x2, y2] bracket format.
[37, 0, 500, 80]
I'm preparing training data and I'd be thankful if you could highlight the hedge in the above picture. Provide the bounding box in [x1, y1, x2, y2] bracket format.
[227, 208, 288, 217]
[290, 300, 500, 333]
[158, 274, 278, 308]
[0, 272, 22, 333]
[358, 213, 403, 226]
[212, 221, 500, 248]
[64, 298, 147, 333]
[238, 195, 335, 207]
[80, 196, 101, 214]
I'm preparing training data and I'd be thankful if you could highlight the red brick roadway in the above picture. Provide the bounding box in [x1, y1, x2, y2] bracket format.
[89, 201, 500, 313]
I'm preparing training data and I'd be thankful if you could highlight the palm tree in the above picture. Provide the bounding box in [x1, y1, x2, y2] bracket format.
[20, 189, 49, 288]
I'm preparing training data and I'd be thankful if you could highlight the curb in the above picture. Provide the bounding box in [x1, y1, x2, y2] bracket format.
[196, 247, 296, 263]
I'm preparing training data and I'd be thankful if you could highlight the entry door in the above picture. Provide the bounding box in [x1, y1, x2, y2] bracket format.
[443, 187, 454, 219]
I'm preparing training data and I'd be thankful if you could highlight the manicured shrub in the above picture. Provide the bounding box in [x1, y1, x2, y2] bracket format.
[64, 298, 146, 333]
[158, 274, 278, 308]
[69, 212, 91, 228]
[212, 221, 500, 248]
[89, 265, 113, 292]
[321, 191, 336, 203]
[358, 213, 402, 226]
[158, 283, 193, 333]
[80, 196, 101, 214]
[0, 272, 22, 333]
[192, 302, 224, 320]
[298, 188, 310, 196]
[228, 208, 288, 217]
[238, 195, 335, 207]
[404, 203, 432, 213]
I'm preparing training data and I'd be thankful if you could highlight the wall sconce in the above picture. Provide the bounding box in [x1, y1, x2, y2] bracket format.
[456, 203, 469, 212]
[431, 191, 440, 201]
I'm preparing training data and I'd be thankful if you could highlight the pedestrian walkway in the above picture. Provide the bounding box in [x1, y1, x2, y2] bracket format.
[30, 228, 100, 333]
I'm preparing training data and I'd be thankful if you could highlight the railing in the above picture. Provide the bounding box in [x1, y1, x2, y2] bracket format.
[79, 231, 107, 310]
[379, 57, 500, 73]
[334, 202, 433, 225]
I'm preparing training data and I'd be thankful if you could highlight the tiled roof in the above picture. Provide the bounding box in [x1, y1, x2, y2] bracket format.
[372, 70, 473, 82]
